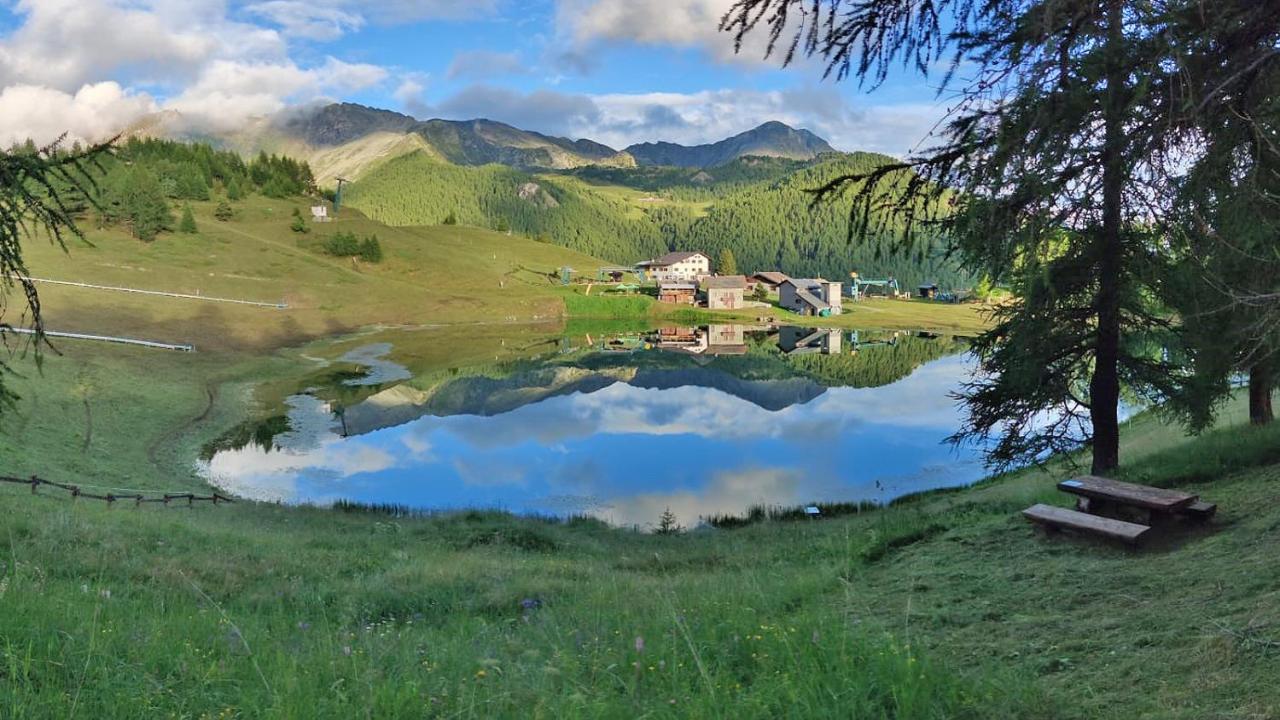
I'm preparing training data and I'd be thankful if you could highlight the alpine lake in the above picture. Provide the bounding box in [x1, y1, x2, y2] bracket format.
[200, 323, 985, 529]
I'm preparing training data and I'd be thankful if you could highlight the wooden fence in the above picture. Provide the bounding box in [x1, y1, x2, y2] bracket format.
[0, 475, 233, 506]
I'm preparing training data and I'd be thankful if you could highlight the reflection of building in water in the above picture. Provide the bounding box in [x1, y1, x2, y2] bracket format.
[704, 324, 747, 355]
[655, 326, 703, 352]
[652, 325, 750, 356]
[777, 327, 843, 355]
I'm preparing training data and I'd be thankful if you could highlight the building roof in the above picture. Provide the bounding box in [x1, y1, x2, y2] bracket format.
[642, 251, 708, 267]
[701, 275, 748, 290]
[751, 271, 790, 285]
[782, 277, 832, 290]
[658, 282, 697, 290]
[782, 279, 833, 310]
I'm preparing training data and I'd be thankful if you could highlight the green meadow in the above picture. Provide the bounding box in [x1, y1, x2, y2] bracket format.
[1, 199, 1275, 718]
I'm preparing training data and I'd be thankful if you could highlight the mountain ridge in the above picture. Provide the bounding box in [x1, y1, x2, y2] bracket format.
[624, 121, 836, 168]
[281, 103, 836, 172]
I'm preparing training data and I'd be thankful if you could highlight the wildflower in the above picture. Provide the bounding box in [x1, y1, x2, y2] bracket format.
[342, 645, 352, 657]
[634, 636, 645, 653]
[476, 669, 487, 679]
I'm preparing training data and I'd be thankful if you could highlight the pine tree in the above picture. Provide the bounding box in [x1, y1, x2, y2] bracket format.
[442, 211, 458, 226]
[718, 248, 738, 276]
[290, 206, 309, 234]
[0, 139, 110, 410]
[178, 204, 197, 234]
[655, 508, 683, 535]
[358, 235, 383, 263]
[721, 0, 1275, 473]
[214, 201, 234, 222]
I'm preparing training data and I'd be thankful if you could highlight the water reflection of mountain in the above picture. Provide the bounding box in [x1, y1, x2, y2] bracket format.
[207, 325, 968, 453]
[341, 365, 827, 437]
[340, 326, 964, 438]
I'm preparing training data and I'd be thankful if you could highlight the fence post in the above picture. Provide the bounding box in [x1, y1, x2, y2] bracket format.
[71, 486, 80, 502]
[29, 475, 38, 494]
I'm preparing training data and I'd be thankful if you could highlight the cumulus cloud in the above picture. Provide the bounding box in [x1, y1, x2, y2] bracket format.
[165, 57, 387, 133]
[553, 0, 794, 70]
[0, 0, 222, 90]
[556, 0, 741, 61]
[0, 1, 395, 143]
[0, 81, 157, 147]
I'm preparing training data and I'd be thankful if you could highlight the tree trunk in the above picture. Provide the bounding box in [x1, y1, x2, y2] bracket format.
[1090, 0, 1126, 476]
[1250, 358, 1274, 425]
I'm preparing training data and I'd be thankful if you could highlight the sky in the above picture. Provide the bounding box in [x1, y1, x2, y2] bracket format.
[0, 0, 948, 154]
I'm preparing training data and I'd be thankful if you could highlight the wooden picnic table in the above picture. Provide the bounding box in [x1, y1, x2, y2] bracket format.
[1023, 476, 1216, 545]
[1057, 475, 1198, 513]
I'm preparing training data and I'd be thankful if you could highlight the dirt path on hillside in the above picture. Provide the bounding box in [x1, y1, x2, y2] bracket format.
[147, 380, 219, 473]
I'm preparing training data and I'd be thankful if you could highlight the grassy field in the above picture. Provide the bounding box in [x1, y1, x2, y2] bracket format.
[20, 199, 604, 353]
[6, 200, 1275, 717]
[2, 339, 1279, 717]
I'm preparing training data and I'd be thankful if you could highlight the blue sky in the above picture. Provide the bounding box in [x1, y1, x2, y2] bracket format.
[0, 1, 945, 153]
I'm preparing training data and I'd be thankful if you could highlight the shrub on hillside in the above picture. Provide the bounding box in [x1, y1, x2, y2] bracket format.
[324, 231, 360, 257]
[290, 207, 310, 234]
[178, 204, 198, 234]
[358, 235, 383, 263]
[323, 231, 383, 263]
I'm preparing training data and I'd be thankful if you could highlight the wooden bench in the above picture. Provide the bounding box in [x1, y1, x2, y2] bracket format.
[1182, 500, 1217, 521]
[1022, 503, 1151, 545]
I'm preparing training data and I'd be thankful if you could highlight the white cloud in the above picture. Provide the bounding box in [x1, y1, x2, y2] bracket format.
[0, 82, 158, 147]
[0, 0, 395, 144]
[0, 0, 220, 90]
[245, 1, 365, 41]
[556, 0, 744, 62]
[165, 57, 387, 133]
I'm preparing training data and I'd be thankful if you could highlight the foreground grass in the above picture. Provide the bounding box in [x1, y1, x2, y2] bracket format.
[3, 325, 1280, 716]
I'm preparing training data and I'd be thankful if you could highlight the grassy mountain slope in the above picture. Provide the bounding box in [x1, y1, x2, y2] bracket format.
[20, 196, 606, 354]
[342, 151, 668, 263]
[347, 150, 967, 287]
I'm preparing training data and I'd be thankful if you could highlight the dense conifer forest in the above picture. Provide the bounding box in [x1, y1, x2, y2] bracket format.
[345, 150, 969, 288]
[85, 138, 315, 241]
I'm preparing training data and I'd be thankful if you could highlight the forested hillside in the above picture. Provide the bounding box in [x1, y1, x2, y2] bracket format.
[346, 149, 968, 288]
[81, 138, 315, 241]
[341, 152, 667, 262]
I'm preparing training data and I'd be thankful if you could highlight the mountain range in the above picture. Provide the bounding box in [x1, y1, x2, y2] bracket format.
[125, 101, 966, 288]
[268, 103, 836, 179]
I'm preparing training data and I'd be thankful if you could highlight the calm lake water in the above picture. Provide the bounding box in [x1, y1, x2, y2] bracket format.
[201, 325, 986, 528]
